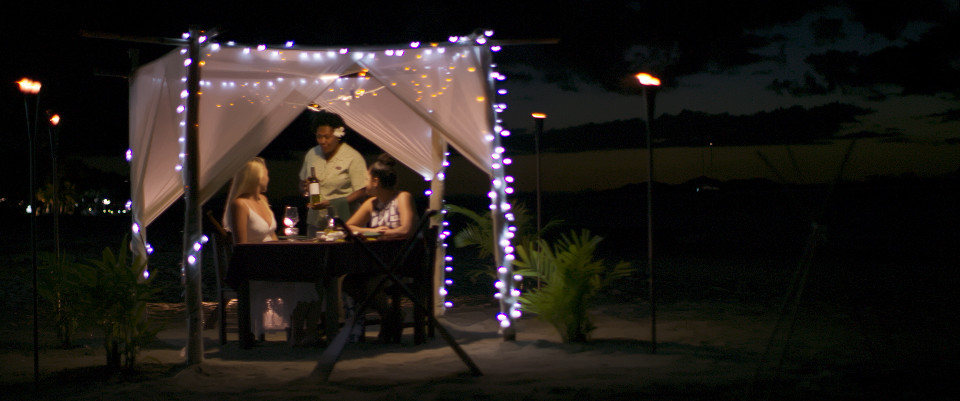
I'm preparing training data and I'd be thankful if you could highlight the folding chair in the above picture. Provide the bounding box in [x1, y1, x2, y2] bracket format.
[205, 210, 238, 345]
[312, 209, 482, 381]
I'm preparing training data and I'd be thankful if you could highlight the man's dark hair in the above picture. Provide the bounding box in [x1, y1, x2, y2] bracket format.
[309, 111, 346, 133]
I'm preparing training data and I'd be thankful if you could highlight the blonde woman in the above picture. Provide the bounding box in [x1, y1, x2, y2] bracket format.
[223, 157, 278, 244]
[224, 157, 318, 342]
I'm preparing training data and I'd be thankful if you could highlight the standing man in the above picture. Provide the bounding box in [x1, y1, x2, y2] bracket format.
[299, 111, 368, 237]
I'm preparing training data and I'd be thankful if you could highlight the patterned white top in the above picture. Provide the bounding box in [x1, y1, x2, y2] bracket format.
[370, 196, 401, 228]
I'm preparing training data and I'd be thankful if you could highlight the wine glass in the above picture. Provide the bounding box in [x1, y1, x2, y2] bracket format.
[283, 206, 299, 238]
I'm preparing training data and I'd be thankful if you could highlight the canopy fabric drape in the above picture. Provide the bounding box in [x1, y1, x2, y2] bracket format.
[129, 44, 495, 228]
[129, 35, 521, 342]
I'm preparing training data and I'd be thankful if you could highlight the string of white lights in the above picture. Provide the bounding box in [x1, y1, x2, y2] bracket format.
[125, 28, 518, 332]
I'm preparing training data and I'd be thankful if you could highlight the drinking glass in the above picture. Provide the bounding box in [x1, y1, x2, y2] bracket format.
[283, 206, 299, 238]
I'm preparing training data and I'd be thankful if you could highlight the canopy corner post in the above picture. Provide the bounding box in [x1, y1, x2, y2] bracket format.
[478, 46, 517, 342]
[430, 133, 448, 317]
[182, 25, 205, 365]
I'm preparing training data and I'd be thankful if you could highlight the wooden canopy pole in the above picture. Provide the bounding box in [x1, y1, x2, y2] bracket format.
[182, 26, 205, 365]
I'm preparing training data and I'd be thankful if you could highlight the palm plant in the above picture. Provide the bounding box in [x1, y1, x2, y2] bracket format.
[37, 251, 88, 348]
[76, 235, 163, 371]
[513, 229, 633, 343]
[447, 202, 561, 283]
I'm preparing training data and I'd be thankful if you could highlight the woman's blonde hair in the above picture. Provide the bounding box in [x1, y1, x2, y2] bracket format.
[223, 157, 269, 232]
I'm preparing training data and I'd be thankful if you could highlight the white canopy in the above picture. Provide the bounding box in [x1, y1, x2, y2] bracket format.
[128, 35, 521, 350]
[130, 42, 497, 228]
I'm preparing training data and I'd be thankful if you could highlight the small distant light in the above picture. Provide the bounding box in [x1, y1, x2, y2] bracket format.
[142, 270, 150, 280]
[284, 41, 295, 48]
[257, 44, 266, 51]
[125, 149, 133, 162]
[484, 30, 494, 37]
[339, 48, 348, 54]
[491, 45, 502, 52]
[410, 41, 420, 48]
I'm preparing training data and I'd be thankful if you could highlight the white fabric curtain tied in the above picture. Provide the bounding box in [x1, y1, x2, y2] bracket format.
[130, 44, 495, 228]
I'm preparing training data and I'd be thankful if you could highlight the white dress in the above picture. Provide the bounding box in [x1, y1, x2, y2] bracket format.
[244, 205, 319, 339]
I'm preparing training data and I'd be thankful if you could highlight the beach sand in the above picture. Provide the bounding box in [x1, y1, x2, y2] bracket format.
[1, 296, 892, 400]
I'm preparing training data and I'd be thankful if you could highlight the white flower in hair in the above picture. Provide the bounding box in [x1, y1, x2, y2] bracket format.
[333, 127, 346, 138]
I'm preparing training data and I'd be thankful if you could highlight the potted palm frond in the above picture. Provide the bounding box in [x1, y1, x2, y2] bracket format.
[513, 229, 633, 343]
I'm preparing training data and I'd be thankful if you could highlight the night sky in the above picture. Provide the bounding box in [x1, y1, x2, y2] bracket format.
[2, 1, 958, 202]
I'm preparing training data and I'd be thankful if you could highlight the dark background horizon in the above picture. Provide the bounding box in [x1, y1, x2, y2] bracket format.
[2, 1, 958, 210]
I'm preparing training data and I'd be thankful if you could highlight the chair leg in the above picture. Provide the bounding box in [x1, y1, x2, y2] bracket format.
[219, 297, 228, 345]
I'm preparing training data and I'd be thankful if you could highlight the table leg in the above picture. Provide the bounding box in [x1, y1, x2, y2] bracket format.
[238, 280, 255, 349]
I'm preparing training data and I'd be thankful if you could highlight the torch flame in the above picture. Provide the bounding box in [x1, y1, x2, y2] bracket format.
[531, 113, 547, 119]
[17, 78, 41, 94]
[635, 73, 661, 86]
[49, 114, 61, 126]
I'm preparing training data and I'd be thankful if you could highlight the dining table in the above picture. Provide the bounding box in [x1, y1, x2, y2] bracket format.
[225, 235, 426, 349]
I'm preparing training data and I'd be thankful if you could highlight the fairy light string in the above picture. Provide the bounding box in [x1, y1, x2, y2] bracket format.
[127, 29, 518, 334]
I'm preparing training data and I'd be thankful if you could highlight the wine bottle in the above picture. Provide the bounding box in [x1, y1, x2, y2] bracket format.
[307, 167, 323, 204]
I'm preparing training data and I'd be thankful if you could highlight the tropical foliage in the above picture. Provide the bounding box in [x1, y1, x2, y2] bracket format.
[37, 251, 87, 348]
[76, 235, 163, 371]
[513, 230, 633, 343]
[446, 202, 561, 283]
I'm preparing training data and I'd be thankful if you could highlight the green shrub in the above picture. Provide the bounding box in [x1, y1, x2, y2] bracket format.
[514, 230, 633, 343]
[76, 235, 163, 371]
[447, 202, 561, 284]
[37, 251, 88, 348]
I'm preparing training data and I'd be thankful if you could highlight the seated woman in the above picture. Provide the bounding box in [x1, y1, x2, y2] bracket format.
[344, 153, 417, 342]
[223, 157, 319, 343]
